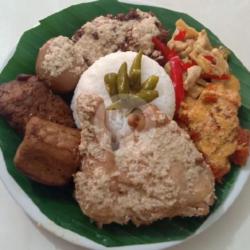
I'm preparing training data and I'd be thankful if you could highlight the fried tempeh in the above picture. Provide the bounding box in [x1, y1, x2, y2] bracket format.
[14, 117, 80, 186]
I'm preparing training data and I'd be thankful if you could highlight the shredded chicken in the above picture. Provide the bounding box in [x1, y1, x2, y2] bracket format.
[184, 65, 202, 90]
[168, 19, 229, 78]
[195, 30, 212, 50]
[189, 46, 229, 77]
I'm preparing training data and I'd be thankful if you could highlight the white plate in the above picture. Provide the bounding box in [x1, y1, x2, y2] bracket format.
[0, 5, 250, 250]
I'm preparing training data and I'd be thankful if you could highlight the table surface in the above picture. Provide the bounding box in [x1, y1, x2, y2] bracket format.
[0, 0, 250, 250]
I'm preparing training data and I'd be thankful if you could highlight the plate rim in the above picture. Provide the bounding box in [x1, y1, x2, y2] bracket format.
[0, 1, 250, 249]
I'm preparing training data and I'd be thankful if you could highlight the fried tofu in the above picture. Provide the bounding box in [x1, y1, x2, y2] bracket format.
[14, 117, 80, 186]
[0, 75, 75, 133]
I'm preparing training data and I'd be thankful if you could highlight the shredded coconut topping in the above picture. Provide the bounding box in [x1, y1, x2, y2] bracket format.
[74, 93, 215, 226]
[41, 36, 86, 77]
[40, 9, 166, 80]
[74, 9, 161, 65]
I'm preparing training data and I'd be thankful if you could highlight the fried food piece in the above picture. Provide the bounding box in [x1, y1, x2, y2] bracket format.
[178, 75, 241, 180]
[74, 94, 215, 227]
[0, 75, 75, 133]
[14, 117, 80, 186]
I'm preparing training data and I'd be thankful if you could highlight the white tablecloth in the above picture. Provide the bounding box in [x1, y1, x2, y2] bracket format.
[0, 1, 250, 250]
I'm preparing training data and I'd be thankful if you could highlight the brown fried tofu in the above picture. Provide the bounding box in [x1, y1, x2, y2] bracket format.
[0, 75, 75, 133]
[14, 117, 80, 186]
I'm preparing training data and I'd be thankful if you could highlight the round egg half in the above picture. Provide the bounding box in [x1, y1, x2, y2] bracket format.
[71, 51, 175, 139]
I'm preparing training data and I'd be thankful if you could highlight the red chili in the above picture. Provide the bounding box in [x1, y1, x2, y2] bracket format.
[169, 56, 185, 111]
[181, 60, 197, 71]
[217, 74, 230, 80]
[152, 37, 185, 111]
[152, 36, 177, 61]
[174, 30, 186, 41]
[204, 55, 215, 64]
[202, 73, 230, 80]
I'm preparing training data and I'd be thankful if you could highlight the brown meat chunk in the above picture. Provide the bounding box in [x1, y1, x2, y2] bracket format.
[14, 117, 80, 186]
[0, 75, 75, 133]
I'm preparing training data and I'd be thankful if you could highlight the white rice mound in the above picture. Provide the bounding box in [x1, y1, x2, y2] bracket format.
[71, 51, 175, 139]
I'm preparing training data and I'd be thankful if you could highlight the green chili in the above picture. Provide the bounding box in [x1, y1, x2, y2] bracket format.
[104, 73, 118, 96]
[117, 62, 130, 94]
[142, 75, 159, 90]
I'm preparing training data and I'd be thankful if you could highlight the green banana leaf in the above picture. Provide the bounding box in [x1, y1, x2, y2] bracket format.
[0, 0, 249, 247]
